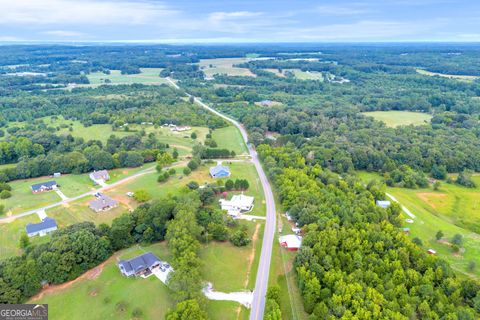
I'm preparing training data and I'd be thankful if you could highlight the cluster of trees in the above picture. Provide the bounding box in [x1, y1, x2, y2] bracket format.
[0, 182, 12, 199]
[224, 178, 249, 191]
[257, 143, 479, 318]
[192, 145, 236, 159]
[384, 165, 429, 189]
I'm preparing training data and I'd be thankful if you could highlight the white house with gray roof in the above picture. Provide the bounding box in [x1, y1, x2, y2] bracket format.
[26, 217, 58, 237]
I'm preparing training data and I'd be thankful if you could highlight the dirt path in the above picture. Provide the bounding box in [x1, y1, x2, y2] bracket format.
[236, 223, 260, 318]
[29, 253, 118, 302]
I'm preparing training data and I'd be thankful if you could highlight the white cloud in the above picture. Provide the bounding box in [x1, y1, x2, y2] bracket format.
[0, 0, 178, 25]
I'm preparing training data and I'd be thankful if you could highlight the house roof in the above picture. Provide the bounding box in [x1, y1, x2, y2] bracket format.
[230, 194, 254, 206]
[376, 200, 391, 207]
[209, 165, 230, 176]
[118, 252, 161, 274]
[90, 170, 109, 180]
[89, 195, 118, 210]
[279, 234, 302, 248]
[26, 217, 57, 234]
[31, 181, 57, 191]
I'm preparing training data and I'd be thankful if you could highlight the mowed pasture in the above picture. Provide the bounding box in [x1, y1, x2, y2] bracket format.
[211, 126, 248, 155]
[85, 68, 167, 86]
[416, 68, 479, 82]
[358, 172, 480, 280]
[363, 111, 432, 127]
[198, 58, 255, 77]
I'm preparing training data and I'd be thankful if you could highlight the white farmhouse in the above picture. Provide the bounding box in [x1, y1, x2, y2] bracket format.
[219, 194, 254, 217]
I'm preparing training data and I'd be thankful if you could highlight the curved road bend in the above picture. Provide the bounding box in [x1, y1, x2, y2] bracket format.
[0, 162, 186, 223]
[166, 77, 277, 320]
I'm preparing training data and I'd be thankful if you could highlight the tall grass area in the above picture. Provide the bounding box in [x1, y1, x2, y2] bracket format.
[211, 126, 248, 155]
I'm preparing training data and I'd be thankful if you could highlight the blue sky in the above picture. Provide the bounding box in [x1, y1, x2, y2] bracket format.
[0, 0, 479, 42]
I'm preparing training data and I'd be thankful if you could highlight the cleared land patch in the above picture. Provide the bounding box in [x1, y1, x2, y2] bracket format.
[211, 126, 248, 155]
[85, 68, 167, 87]
[363, 111, 432, 127]
[198, 58, 255, 77]
[416, 68, 479, 82]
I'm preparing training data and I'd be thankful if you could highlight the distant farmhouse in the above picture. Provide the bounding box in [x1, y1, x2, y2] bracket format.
[259, 100, 273, 107]
[118, 252, 162, 277]
[89, 194, 119, 212]
[219, 194, 254, 217]
[170, 126, 191, 132]
[26, 217, 58, 237]
[209, 165, 231, 178]
[31, 181, 57, 193]
[89, 170, 110, 183]
[376, 200, 391, 209]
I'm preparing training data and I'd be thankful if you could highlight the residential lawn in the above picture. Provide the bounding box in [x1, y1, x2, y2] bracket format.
[46, 197, 130, 227]
[32, 242, 175, 320]
[86, 68, 167, 86]
[106, 163, 155, 184]
[0, 214, 50, 260]
[200, 221, 263, 292]
[416, 68, 478, 82]
[211, 126, 248, 155]
[198, 58, 255, 77]
[363, 111, 432, 127]
[1, 177, 61, 215]
[106, 161, 265, 216]
[206, 300, 249, 320]
[53, 174, 97, 198]
[358, 171, 480, 280]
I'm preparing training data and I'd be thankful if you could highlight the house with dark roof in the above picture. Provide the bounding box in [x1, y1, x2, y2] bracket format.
[26, 217, 58, 237]
[118, 252, 162, 277]
[31, 181, 57, 193]
[89, 170, 110, 182]
[89, 195, 119, 212]
[209, 165, 231, 178]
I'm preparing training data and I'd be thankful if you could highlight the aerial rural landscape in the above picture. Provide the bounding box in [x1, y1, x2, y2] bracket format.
[1, 1, 480, 320]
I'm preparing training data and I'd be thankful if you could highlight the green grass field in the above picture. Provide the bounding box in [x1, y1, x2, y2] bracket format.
[416, 69, 479, 82]
[211, 126, 248, 155]
[198, 58, 255, 77]
[1, 178, 61, 215]
[0, 214, 50, 260]
[358, 171, 480, 280]
[363, 111, 432, 127]
[86, 68, 167, 86]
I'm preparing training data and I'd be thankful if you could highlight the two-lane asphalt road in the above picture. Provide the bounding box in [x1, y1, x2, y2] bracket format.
[166, 77, 277, 320]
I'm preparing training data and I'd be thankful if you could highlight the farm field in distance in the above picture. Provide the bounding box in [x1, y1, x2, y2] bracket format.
[198, 58, 255, 77]
[363, 111, 432, 127]
[358, 171, 480, 280]
[416, 68, 479, 82]
[85, 68, 167, 86]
